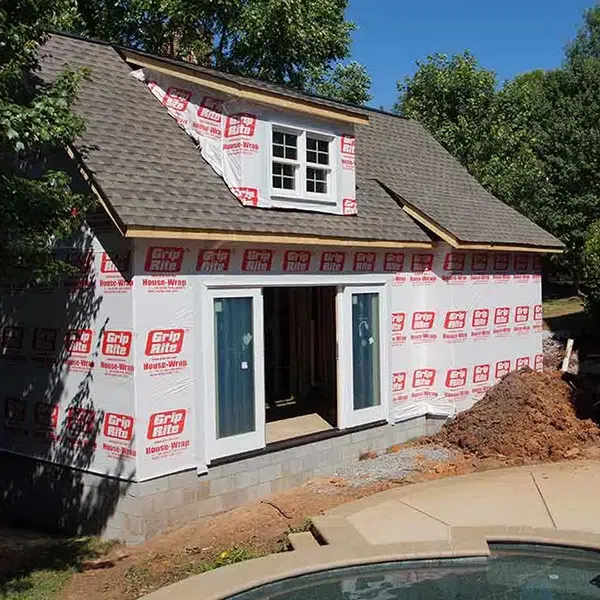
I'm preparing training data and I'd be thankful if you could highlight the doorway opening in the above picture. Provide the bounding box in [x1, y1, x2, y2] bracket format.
[263, 286, 337, 443]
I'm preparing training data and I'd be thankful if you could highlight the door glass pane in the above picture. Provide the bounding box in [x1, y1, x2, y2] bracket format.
[214, 297, 255, 438]
[351, 293, 381, 410]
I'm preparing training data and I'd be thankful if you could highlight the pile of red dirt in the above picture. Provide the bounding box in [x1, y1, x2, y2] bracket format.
[433, 369, 600, 461]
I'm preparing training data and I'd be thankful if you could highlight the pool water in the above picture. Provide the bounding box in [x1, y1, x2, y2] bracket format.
[228, 545, 600, 599]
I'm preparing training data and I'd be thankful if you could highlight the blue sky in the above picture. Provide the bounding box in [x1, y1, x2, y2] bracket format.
[347, 0, 594, 109]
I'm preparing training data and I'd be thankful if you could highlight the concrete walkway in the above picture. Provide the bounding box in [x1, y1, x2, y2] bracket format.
[144, 460, 600, 600]
[313, 460, 600, 549]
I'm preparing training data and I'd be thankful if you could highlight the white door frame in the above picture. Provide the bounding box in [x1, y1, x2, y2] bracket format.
[337, 284, 389, 429]
[203, 287, 265, 460]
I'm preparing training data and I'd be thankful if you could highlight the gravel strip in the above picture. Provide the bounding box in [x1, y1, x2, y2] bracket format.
[333, 445, 456, 487]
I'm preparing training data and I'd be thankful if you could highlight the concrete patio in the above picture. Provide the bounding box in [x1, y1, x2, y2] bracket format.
[143, 460, 600, 600]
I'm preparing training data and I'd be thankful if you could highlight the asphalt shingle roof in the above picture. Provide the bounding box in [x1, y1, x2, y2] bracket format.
[39, 34, 431, 244]
[356, 115, 563, 248]
[38, 33, 563, 249]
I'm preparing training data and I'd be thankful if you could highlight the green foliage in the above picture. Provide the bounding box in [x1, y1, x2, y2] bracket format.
[567, 5, 600, 64]
[396, 52, 497, 169]
[65, 0, 371, 103]
[395, 6, 600, 283]
[310, 61, 372, 105]
[1, 0, 92, 283]
[582, 220, 600, 317]
[206, 547, 256, 569]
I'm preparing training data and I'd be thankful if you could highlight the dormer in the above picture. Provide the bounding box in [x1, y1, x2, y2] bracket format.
[125, 49, 368, 216]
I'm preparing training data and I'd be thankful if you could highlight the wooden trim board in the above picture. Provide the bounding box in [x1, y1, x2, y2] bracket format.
[402, 203, 563, 254]
[124, 226, 433, 248]
[121, 50, 369, 126]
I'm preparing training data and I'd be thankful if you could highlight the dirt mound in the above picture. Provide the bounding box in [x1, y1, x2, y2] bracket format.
[434, 369, 600, 461]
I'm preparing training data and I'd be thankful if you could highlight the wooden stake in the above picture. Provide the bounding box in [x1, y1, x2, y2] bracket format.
[562, 339, 574, 372]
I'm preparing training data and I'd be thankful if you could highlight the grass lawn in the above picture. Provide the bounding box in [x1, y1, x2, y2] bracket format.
[543, 295, 586, 333]
[543, 296, 584, 320]
[0, 536, 118, 600]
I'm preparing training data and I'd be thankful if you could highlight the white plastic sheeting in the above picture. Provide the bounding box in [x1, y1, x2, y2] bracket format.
[0, 235, 542, 482]
[135, 240, 543, 429]
[134, 244, 197, 480]
[131, 69, 357, 216]
[0, 230, 137, 480]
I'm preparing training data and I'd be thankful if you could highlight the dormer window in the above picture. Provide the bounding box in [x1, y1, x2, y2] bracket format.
[306, 137, 329, 194]
[272, 130, 298, 191]
[271, 126, 334, 204]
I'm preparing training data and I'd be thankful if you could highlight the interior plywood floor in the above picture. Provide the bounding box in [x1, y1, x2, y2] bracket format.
[265, 413, 334, 444]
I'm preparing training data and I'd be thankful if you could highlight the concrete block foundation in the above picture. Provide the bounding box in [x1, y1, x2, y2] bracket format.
[0, 416, 444, 544]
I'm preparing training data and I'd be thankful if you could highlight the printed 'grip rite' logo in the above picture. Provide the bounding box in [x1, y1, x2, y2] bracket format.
[445, 368, 467, 389]
[100, 251, 131, 274]
[32, 328, 57, 353]
[147, 409, 187, 439]
[66, 407, 95, 434]
[231, 187, 259, 207]
[145, 246, 184, 273]
[383, 252, 404, 272]
[145, 329, 184, 356]
[473, 364, 490, 383]
[162, 86, 192, 112]
[342, 198, 357, 215]
[392, 372, 406, 392]
[443, 253, 466, 271]
[472, 309, 490, 328]
[104, 412, 134, 441]
[412, 311, 435, 330]
[471, 253, 489, 271]
[34, 402, 58, 432]
[1, 326, 24, 350]
[65, 329, 93, 355]
[283, 250, 311, 272]
[353, 252, 376, 272]
[411, 253, 434, 272]
[197, 249, 231, 273]
[102, 330, 133, 357]
[224, 113, 257, 138]
[412, 368, 436, 388]
[341, 135, 356, 155]
[444, 311, 466, 330]
[391, 312, 406, 332]
[197, 96, 223, 122]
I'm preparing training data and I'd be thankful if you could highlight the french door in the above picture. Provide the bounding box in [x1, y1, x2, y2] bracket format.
[337, 286, 387, 429]
[205, 288, 265, 460]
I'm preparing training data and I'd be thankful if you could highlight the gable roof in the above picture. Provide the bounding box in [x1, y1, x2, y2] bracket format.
[38, 33, 563, 251]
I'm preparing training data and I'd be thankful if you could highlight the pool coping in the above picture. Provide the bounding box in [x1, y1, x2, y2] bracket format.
[141, 527, 600, 600]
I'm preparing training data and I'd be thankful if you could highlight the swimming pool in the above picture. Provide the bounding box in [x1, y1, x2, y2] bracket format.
[227, 545, 600, 599]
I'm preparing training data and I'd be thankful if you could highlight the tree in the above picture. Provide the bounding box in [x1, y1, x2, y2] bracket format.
[535, 61, 600, 279]
[567, 5, 600, 64]
[394, 40, 600, 284]
[581, 219, 600, 317]
[310, 62, 372, 105]
[395, 52, 497, 170]
[1, 0, 92, 283]
[66, 0, 372, 104]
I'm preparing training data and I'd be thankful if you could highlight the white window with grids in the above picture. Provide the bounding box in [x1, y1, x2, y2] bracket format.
[270, 125, 334, 204]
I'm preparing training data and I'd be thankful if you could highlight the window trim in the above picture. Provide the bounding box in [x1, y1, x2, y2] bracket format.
[269, 124, 336, 205]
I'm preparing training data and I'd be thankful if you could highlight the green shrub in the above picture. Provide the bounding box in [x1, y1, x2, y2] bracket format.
[581, 220, 600, 317]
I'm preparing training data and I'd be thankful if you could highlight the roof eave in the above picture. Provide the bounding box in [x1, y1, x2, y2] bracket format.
[119, 49, 370, 127]
[123, 226, 433, 248]
[401, 203, 563, 253]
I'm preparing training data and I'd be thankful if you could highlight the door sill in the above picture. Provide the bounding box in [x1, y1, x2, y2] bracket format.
[210, 419, 387, 467]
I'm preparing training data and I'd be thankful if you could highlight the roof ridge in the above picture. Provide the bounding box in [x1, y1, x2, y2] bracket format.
[48, 30, 410, 121]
